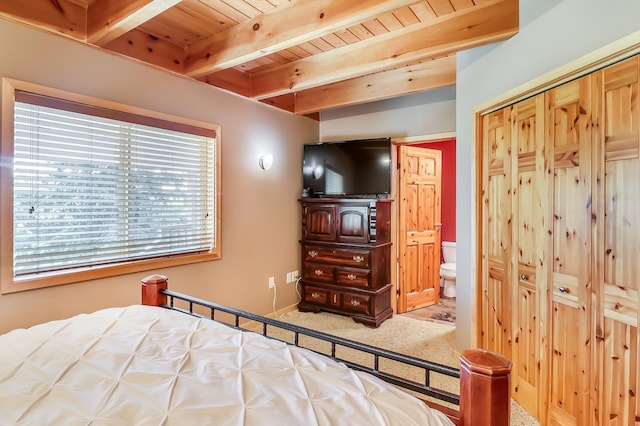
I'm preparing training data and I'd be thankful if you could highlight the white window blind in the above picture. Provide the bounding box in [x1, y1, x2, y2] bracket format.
[13, 91, 216, 278]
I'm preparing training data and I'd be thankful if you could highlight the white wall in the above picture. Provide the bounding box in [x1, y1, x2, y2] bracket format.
[455, 0, 640, 349]
[0, 19, 319, 333]
[319, 86, 455, 141]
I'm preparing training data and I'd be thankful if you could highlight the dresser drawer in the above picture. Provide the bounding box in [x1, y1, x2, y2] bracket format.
[303, 286, 328, 305]
[303, 245, 371, 268]
[303, 263, 334, 283]
[342, 292, 371, 315]
[336, 267, 370, 288]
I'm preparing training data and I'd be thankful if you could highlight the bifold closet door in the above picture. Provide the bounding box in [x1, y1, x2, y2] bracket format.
[481, 107, 513, 361]
[509, 94, 545, 418]
[546, 75, 593, 426]
[481, 95, 546, 419]
[593, 55, 640, 425]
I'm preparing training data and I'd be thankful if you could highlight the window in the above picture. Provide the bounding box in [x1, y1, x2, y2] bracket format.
[1, 79, 221, 293]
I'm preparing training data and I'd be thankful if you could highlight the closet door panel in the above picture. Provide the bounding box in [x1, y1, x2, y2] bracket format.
[481, 108, 513, 359]
[603, 161, 639, 327]
[547, 76, 593, 426]
[597, 55, 640, 425]
[603, 56, 639, 161]
[511, 95, 545, 417]
[601, 319, 638, 425]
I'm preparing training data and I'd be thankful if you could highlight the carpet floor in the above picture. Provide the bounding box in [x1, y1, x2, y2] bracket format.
[274, 310, 540, 425]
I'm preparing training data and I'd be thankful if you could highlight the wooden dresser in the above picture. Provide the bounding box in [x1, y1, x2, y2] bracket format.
[298, 198, 393, 327]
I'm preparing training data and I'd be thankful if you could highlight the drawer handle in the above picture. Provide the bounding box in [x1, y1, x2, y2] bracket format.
[353, 255, 365, 263]
[333, 294, 338, 304]
[311, 292, 320, 299]
[308, 250, 318, 257]
[347, 273, 357, 280]
[350, 300, 361, 307]
[314, 270, 323, 276]
[559, 287, 569, 293]
[520, 274, 529, 281]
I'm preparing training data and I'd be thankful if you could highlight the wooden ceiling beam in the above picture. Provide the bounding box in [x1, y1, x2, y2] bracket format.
[250, 0, 518, 100]
[293, 55, 456, 114]
[87, 0, 182, 46]
[184, 0, 423, 78]
[0, 0, 86, 40]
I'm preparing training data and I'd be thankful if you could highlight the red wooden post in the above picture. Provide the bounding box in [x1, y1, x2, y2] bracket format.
[141, 274, 168, 306]
[459, 349, 511, 426]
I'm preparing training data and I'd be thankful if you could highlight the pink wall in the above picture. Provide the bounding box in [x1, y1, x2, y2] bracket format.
[415, 139, 456, 243]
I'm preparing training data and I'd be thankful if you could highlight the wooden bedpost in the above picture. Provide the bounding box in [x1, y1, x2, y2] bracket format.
[141, 274, 168, 306]
[459, 349, 511, 426]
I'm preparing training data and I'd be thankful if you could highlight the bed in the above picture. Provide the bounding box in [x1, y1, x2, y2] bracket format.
[0, 274, 511, 425]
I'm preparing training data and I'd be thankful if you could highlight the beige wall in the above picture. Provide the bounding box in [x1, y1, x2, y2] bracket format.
[0, 19, 319, 333]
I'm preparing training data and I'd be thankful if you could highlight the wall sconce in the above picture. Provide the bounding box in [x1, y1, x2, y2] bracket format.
[258, 152, 273, 171]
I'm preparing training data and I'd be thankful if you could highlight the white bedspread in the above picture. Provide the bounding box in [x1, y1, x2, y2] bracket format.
[0, 305, 453, 425]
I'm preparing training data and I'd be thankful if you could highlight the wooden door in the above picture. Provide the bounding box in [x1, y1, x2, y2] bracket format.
[510, 94, 546, 418]
[397, 146, 442, 313]
[481, 95, 546, 419]
[592, 55, 640, 425]
[546, 75, 593, 426]
[481, 107, 513, 360]
[479, 53, 640, 425]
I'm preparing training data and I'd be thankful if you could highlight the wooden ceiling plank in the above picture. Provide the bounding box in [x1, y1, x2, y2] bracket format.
[308, 37, 336, 53]
[212, 0, 262, 19]
[410, 2, 437, 22]
[197, 0, 252, 22]
[347, 23, 376, 41]
[392, 6, 421, 26]
[449, 0, 477, 10]
[376, 12, 405, 32]
[333, 28, 360, 45]
[251, 0, 518, 99]
[103, 27, 187, 73]
[426, 0, 455, 16]
[285, 45, 314, 60]
[199, 67, 252, 97]
[184, 0, 423, 78]
[361, 18, 392, 37]
[242, 0, 278, 14]
[0, 0, 86, 39]
[320, 33, 349, 49]
[293, 55, 456, 114]
[141, 3, 222, 46]
[260, 93, 295, 112]
[87, 0, 181, 46]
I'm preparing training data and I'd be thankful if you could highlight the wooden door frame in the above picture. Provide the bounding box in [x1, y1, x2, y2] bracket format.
[390, 133, 455, 313]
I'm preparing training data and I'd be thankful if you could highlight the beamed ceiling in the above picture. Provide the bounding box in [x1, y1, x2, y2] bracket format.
[0, 0, 519, 118]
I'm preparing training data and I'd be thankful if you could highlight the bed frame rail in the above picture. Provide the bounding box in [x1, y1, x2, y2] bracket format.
[141, 274, 511, 426]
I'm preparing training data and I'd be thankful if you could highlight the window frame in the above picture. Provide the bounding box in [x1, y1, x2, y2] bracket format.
[1, 78, 221, 294]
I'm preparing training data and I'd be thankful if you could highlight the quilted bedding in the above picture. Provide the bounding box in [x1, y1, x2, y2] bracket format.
[0, 305, 454, 425]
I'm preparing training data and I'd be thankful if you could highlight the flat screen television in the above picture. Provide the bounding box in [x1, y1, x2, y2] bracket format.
[302, 138, 391, 197]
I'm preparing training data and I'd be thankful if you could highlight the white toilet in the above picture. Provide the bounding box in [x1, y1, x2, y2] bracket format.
[440, 241, 456, 298]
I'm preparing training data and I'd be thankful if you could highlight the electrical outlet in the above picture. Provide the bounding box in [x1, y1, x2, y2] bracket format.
[292, 270, 299, 282]
[286, 272, 292, 283]
[268, 276, 275, 289]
